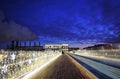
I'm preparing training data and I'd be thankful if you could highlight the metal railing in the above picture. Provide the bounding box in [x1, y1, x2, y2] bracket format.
[72, 49, 120, 59]
[0, 50, 60, 79]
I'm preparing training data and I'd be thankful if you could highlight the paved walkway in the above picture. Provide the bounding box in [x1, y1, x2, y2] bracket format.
[27, 54, 96, 79]
[71, 54, 120, 79]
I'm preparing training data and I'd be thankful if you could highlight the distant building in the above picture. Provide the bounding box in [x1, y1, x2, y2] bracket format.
[45, 44, 68, 51]
[7, 41, 44, 51]
[14, 46, 44, 51]
[68, 47, 79, 51]
[83, 44, 113, 50]
[112, 44, 120, 49]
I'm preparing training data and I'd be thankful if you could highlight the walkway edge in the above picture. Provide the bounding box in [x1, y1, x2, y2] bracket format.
[67, 54, 98, 79]
[19, 54, 61, 79]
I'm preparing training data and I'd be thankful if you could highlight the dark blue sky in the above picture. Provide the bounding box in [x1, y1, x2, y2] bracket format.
[0, 0, 120, 48]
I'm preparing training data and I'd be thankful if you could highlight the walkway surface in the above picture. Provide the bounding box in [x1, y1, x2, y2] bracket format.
[70, 54, 120, 79]
[27, 54, 96, 79]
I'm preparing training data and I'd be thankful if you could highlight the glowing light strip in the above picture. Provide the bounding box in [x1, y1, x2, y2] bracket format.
[21, 54, 61, 79]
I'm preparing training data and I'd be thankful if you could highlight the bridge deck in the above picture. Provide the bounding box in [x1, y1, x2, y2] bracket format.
[27, 54, 96, 79]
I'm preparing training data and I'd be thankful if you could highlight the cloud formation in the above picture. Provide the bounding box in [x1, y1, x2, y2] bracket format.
[0, 10, 37, 41]
[0, 0, 120, 46]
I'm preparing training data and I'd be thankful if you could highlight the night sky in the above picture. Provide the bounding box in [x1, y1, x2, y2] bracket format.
[0, 0, 120, 48]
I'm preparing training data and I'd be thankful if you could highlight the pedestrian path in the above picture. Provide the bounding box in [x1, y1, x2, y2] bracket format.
[23, 54, 96, 79]
[70, 54, 120, 79]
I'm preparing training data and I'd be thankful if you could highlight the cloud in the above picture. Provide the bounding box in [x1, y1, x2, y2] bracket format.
[0, 10, 5, 21]
[37, 0, 120, 44]
[0, 10, 37, 41]
[102, 0, 120, 23]
[0, 0, 120, 45]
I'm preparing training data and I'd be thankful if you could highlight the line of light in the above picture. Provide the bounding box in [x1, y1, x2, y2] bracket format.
[20, 54, 61, 79]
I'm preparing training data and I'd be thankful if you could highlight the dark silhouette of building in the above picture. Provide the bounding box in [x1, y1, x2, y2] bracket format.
[7, 41, 43, 51]
[83, 44, 113, 50]
[68, 47, 79, 51]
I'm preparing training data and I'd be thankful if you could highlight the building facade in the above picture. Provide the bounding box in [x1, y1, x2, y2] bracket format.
[45, 44, 68, 51]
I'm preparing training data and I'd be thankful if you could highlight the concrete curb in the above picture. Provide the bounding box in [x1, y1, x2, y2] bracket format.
[67, 53, 98, 79]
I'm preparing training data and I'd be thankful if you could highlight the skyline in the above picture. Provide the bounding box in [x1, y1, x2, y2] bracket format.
[0, 0, 120, 48]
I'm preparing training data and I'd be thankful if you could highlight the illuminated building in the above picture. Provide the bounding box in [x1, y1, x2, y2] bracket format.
[45, 44, 68, 51]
